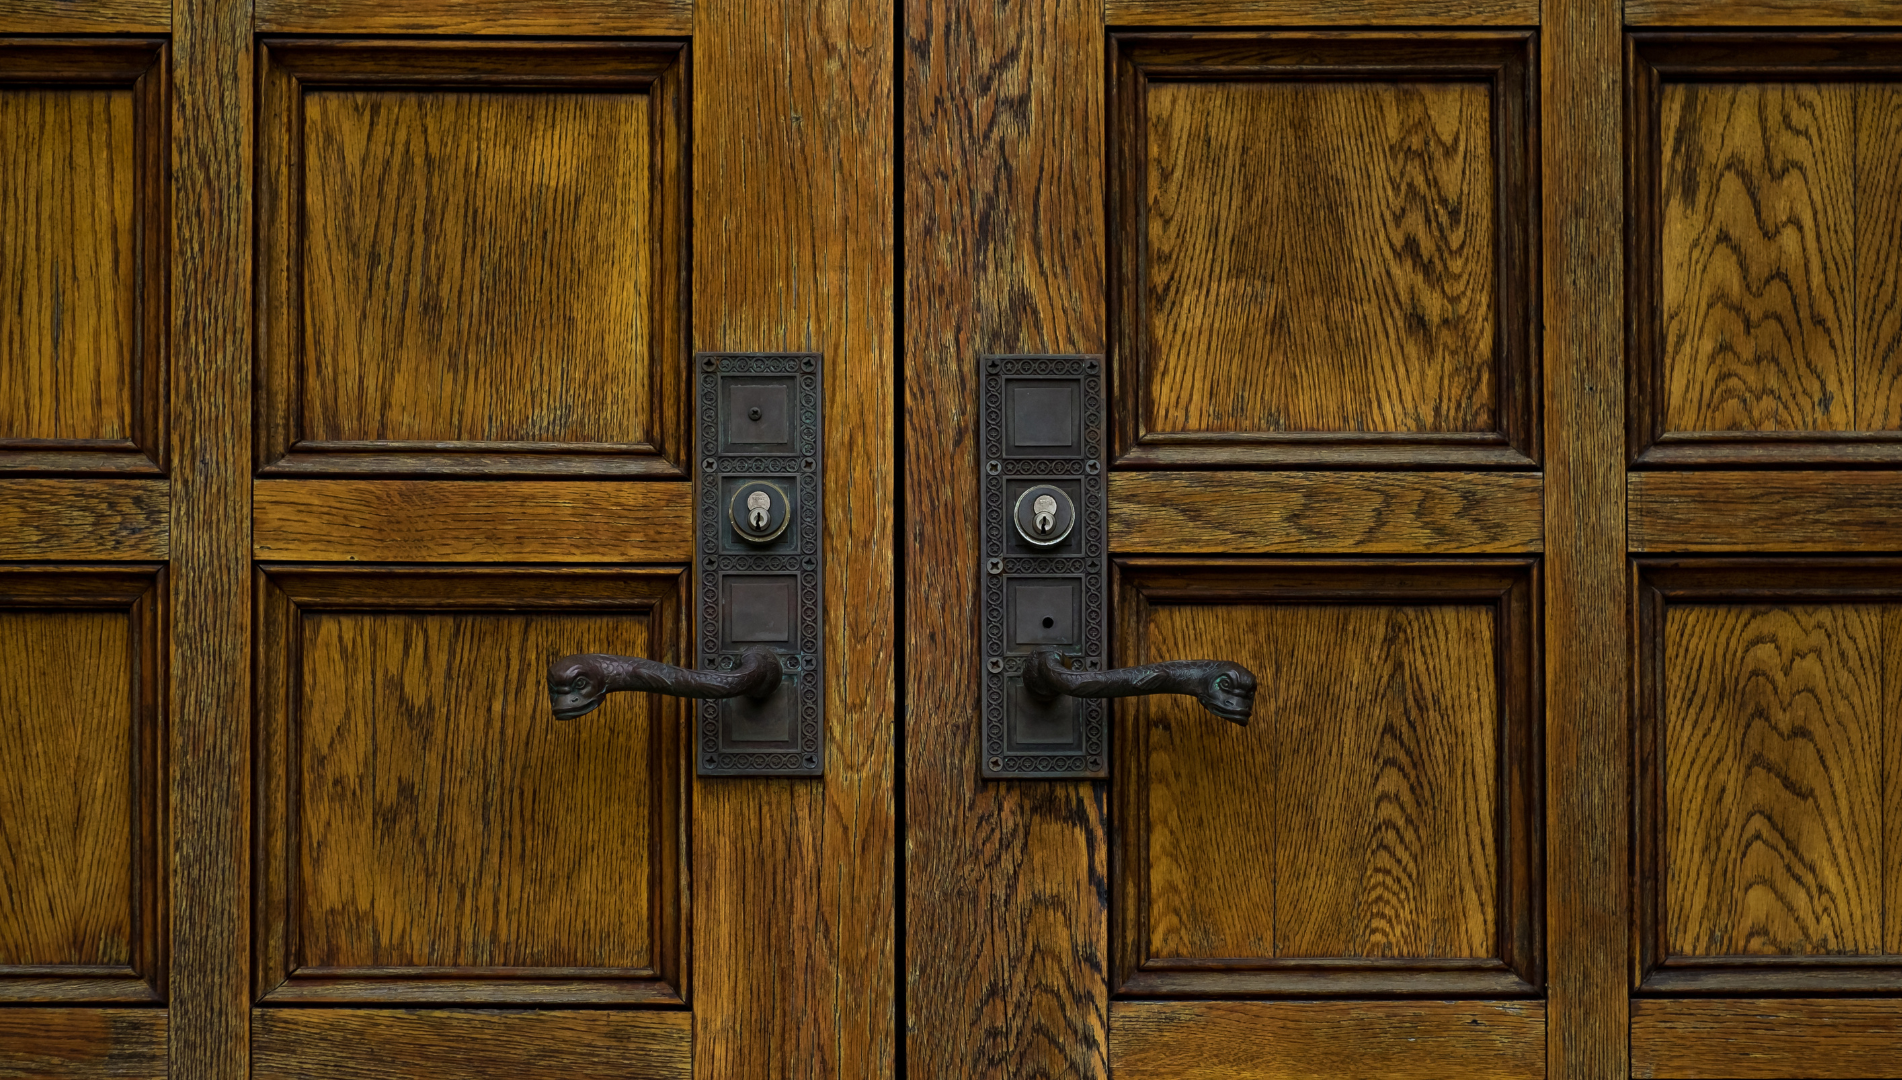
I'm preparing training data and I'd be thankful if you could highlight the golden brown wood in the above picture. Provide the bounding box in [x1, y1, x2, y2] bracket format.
[695, 0, 894, 1069]
[1628, 0, 1902, 25]
[1630, 472, 1902, 552]
[1110, 472, 1543, 554]
[1889, 606, 1902, 954]
[0, 0, 166, 33]
[254, 0, 690, 34]
[1144, 80, 1496, 440]
[1631, 998, 1902, 1078]
[1109, 1001, 1545, 1080]
[1664, 603, 1886, 957]
[169, 0, 251, 1069]
[0, 480, 167, 560]
[252, 1009, 689, 1080]
[1543, 0, 1628, 1070]
[1106, 0, 1540, 23]
[253, 480, 690, 563]
[0, 1009, 167, 1079]
[1860, 83, 1902, 431]
[906, 0, 1105, 1073]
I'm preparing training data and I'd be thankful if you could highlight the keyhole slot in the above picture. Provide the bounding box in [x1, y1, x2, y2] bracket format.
[1042, 617, 1054, 628]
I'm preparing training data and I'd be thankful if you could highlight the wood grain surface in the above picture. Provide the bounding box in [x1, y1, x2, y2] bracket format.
[254, 0, 690, 34]
[1144, 604, 1496, 962]
[0, 611, 135, 970]
[252, 1009, 689, 1080]
[1543, 0, 1629, 1071]
[1663, 603, 1890, 957]
[1633, 998, 1902, 1078]
[1106, 0, 1540, 23]
[301, 89, 652, 447]
[0, 0, 166, 33]
[1628, 0, 1902, 25]
[1110, 1001, 1545, 1080]
[168, 0, 252, 1068]
[253, 480, 690, 562]
[1143, 80, 1496, 438]
[0, 479, 168, 560]
[906, 0, 1106, 1073]
[0, 1009, 166, 1079]
[1631, 471, 1902, 552]
[1110, 472, 1542, 554]
[694, 0, 895, 1073]
[1659, 81, 1902, 436]
[0, 86, 135, 445]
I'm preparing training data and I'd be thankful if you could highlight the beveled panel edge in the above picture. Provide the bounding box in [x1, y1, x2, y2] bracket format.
[1632, 998, 1902, 1080]
[252, 1008, 690, 1080]
[0, 479, 169, 560]
[0, 38, 169, 477]
[0, 1007, 168, 1079]
[1111, 471, 1544, 554]
[0, 564, 167, 1003]
[253, 479, 691, 563]
[251, 564, 688, 1006]
[1109, 557, 1543, 999]
[255, 0, 691, 35]
[1631, 471, 1902, 552]
[1107, 0, 1540, 26]
[1627, 0, 1902, 27]
[1109, 31, 1541, 470]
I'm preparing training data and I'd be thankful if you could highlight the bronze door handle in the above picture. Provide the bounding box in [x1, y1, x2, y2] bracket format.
[549, 647, 783, 720]
[1023, 650, 1256, 725]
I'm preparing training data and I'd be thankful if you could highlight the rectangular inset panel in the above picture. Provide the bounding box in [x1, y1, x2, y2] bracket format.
[1111, 1000, 1544, 1080]
[0, 1008, 167, 1079]
[0, 41, 166, 475]
[1631, 35, 1902, 466]
[257, 40, 687, 476]
[1632, 998, 1902, 1079]
[1636, 559, 1902, 992]
[0, 567, 163, 1002]
[1111, 34, 1536, 469]
[253, 1009, 688, 1080]
[1114, 559, 1539, 997]
[256, 567, 686, 1003]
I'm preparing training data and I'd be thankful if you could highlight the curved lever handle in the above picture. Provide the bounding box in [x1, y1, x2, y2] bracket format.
[1023, 650, 1257, 725]
[549, 646, 783, 720]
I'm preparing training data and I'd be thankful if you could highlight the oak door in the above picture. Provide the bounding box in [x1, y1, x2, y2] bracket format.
[905, 0, 1902, 1078]
[0, 0, 892, 1077]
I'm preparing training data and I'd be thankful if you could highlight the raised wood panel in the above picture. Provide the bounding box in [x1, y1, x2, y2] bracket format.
[253, 480, 690, 563]
[0, 1009, 167, 1079]
[1628, 0, 1902, 26]
[0, 567, 162, 1002]
[1629, 472, 1902, 553]
[257, 40, 687, 477]
[254, 0, 691, 35]
[1632, 35, 1902, 466]
[0, 41, 165, 474]
[256, 567, 686, 1004]
[1110, 1000, 1545, 1080]
[252, 1009, 689, 1080]
[1631, 998, 1902, 1078]
[1114, 560, 1539, 997]
[1105, 0, 1541, 25]
[1109, 472, 1543, 554]
[1111, 33, 1536, 469]
[0, 1, 168, 33]
[1637, 560, 1902, 993]
[0, 479, 168, 560]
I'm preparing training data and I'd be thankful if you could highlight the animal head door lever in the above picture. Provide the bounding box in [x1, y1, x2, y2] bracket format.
[981, 355, 1259, 779]
[548, 353, 824, 778]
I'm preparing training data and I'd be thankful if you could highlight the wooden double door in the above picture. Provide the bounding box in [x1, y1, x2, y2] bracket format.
[5, 0, 1902, 1076]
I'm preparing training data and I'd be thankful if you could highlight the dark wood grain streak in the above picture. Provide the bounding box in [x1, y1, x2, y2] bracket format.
[906, 0, 1107, 1074]
[1628, 0, 1902, 26]
[1860, 82, 1902, 431]
[1631, 998, 1902, 1078]
[0, 479, 167, 560]
[1543, 0, 1627, 1072]
[694, 0, 895, 1073]
[1630, 471, 1902, 552]
[0, 0, 167, 33]
[1105, 0, 1540, 24]
[252, 1009, 689, 1080]
[0, 1009, 166, 1079]
[252, 479, 690, 563]
[253, 0, 690, 35]
[1109, 1001, 1545, 1080]
[1110, 472, 1543, 554]
[169, 0, 250, 1070]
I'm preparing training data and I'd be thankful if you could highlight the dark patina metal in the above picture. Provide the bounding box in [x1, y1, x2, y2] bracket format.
[1023, 650, 1255, 725]
[548, 646, 783, 720]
